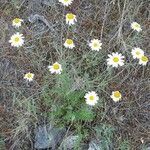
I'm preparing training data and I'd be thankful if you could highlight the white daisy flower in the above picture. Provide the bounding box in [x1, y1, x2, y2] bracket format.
[9, 32, 24, 47]
[139, 55, 149, 66]
[131, 22, 142, 32]
[107, 52, 125, 68]
[24, 72, 34, 82]
[12, 18, 23, 28]
[89, 39, 102, 51]
[66, 13, 77, 25]
[58, 0, 73, 6]
[110, 91, 122, 102]
[131, 47, 144, 59]
[48, 62, 62, 74]
[64, 39, 75, 49]
[84, 91, 99, 106]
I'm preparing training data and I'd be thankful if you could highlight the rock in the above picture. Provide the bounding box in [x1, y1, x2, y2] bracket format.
[28, 14, 56, 36]
[88, 140, 102, 150]
[34, 125, 66, 150]
[61, 135, 79, 150]
[88, 140, 114, 150]
[28, 14, 50, 28]
[146, 146, 150, 150]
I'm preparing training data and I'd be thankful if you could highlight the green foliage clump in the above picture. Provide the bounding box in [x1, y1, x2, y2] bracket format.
[94, 124, 115, 149]
[42, 71, 95, 128]
[118, 140, 131, 150]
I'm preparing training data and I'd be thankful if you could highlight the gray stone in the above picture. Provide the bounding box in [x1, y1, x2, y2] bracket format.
[146, 147, 150, 150]
[34, 125, 66, 150]
[88, 140, 114, 150]
[61, 135, 79, 150]
[88, 140, 102, 150]
[28, 14, 50, 27]
[28, 14, 56, 36]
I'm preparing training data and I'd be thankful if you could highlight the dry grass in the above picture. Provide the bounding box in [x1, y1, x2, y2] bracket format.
[0, 0, 150, 149]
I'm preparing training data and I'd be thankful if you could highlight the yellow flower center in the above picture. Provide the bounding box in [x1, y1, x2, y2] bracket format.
[14, 37, 20, 42]
[89, 95, 94, 101]
[141, 56, 148, 62]
[64, 0, 69, 2]
[114, 91, 121, 98]
[27, 73, 32, 79]
[53, 64, 60, 70]
[93, 43, 98, 47]
[134, 24, 140, 28]
[136, 51, 140, 55]
[66, 39, 73, 45]
[14, 18, 20, 23]
[66, 13, 74, 20]
[113, 57, 119, 63]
